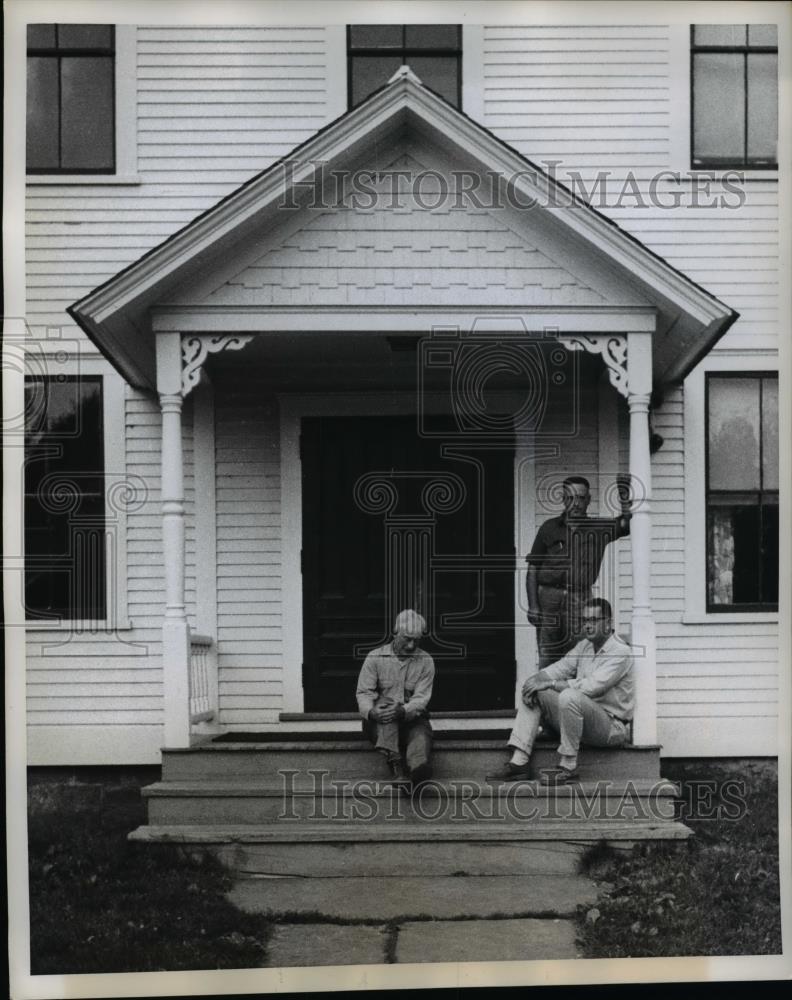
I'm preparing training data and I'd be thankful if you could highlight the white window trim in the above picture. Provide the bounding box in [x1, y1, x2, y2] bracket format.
[462, 25, 483, 119]
[26, 25, 139, 186]
[669, 22, 779, 182]
[24, 359, 131, 632]
[683, 351, 779, 624]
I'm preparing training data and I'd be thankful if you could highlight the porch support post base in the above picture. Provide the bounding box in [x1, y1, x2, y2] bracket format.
[627, 332, 657, 746]
[162, 619, 191, 746]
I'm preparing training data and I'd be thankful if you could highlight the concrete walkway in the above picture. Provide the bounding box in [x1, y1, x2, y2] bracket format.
[227, 873, 597, 966]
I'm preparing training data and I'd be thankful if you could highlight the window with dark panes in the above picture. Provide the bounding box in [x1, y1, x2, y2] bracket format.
[25, 377, 106, 620]
[691, 25, 777, 169]
[706, 374, 778, 611]
[348, 25, 461, 108]
[27, 24, 115, 173]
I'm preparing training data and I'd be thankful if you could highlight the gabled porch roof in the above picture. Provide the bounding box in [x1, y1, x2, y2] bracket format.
[69, 66, 737, 395]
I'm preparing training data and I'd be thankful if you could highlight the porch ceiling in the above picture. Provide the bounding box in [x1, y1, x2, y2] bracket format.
[69, 68, 737, 396]
[205, 329, 605, 395]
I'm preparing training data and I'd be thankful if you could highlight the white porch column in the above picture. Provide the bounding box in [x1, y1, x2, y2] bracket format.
[627, 332, 657, 745]
[156, 332, 191, 747]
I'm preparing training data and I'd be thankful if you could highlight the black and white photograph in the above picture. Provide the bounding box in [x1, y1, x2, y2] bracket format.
[4, 0, 791, 995]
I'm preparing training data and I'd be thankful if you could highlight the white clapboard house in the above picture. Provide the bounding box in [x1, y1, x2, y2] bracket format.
[22, 19, 780, 832]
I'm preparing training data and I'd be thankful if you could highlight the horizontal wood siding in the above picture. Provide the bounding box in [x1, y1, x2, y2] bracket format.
[610, 388, 777, 755]
[24, 24, 780, 760]
[25, 26, 337, 760]
[214, 376, 283, 727]
[481, 25, 779, 353]
[25, 26, 337, 338]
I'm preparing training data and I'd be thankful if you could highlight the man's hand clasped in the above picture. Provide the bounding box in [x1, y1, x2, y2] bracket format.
[369, 703, 405, 724]
[521, 673, 557, 707]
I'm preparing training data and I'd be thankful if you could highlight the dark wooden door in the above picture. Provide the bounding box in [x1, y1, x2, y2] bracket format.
[301, 416, 515, 711]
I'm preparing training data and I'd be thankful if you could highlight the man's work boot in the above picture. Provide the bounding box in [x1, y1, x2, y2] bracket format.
[409, 761, 432, 786]
[486, 760, 533, 782]
[387, 758, 409, 783]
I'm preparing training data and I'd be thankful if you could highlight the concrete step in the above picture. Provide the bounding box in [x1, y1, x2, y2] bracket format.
[129, 818, 691, 876]
[143, 777, 678, 825]
[227, 873, 599, 921]
[162, 738, 661, 782]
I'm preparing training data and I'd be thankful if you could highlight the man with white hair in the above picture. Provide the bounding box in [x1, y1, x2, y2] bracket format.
[356, 609, 435, 784]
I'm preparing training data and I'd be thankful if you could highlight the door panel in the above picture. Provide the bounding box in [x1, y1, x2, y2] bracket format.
[301, 416, 515, 711]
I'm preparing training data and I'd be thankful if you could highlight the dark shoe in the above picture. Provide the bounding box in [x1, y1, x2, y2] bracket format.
[409, 762, 432, 786]
[540, 767, 580, 785]
[486, 761, 533, 782]
[388, 759, 409, 783]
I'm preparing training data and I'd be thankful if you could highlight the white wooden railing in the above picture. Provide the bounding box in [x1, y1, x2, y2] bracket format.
[189, 633, 218, 724]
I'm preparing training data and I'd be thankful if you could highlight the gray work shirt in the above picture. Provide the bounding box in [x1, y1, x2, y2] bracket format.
[356, 643, 435, 722]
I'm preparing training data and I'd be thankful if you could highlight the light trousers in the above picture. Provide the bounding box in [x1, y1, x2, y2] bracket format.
[509, 687, 629, 759]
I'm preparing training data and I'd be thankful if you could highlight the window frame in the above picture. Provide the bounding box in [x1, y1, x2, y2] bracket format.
[683, 354, 779, 624]
[27, 24, 117, 175]
[704, 371, 779, 612]
[23, 361, 130, 631]
[26, 24, 138, 185]
[346, 24, 462, 109]
[689, 24, 778, 171]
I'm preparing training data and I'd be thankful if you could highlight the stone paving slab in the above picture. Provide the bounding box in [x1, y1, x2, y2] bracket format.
[229, 874, 597, 921]
[264, 922, 387, 968]
[395, 917, 579, 963]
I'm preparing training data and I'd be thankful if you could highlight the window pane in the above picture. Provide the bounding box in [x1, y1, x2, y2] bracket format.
[762, 377, 778, 489]
[27, 24, 57, 48]
[60, 56, 114, 170]
[708, 378, 760, 490]
[25, 377, 105, 620]
[694, 25, 747, 47]
[350, 55, 402, 106]
[409, 55, 460, 105]
[27, 57, 60, 170]
[26, 376, 100, 437]
[761, 501, 779, 603]
[748, 24, 777, 46]
[57, 24, 114, 50]
[349, 25, 403, 48]
[708, 503, 760, 606]
[693, 53, 745, 163]
[747, 54, 777, 162]
[404, 25, 460, 48]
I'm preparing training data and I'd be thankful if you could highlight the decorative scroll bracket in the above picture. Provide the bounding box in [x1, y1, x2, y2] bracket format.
[181, 335, 255, 396]
[557, 334, 628, 399]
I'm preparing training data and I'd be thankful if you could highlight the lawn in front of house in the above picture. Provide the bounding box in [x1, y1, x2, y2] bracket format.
[577, 762, 781, 957]
[28, 775, 272, 973]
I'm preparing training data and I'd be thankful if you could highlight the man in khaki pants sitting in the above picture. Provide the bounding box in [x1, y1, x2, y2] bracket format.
[489, 598, 633, 784]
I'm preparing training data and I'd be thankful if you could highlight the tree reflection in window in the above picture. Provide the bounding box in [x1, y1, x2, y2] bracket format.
[24, 376, 106, 620]
[706, 374, 778, 610]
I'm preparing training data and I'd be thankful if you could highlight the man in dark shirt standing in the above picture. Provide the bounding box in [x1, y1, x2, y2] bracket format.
[527, 475, 631, 668]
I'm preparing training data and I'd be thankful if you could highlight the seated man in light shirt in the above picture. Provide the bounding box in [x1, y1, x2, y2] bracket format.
[356, 609, 435, 785]
[488, 598, 633, 785]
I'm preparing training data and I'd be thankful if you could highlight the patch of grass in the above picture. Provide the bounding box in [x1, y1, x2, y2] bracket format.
[577, 767, 781, 957]
[28, 782, 273, 973]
